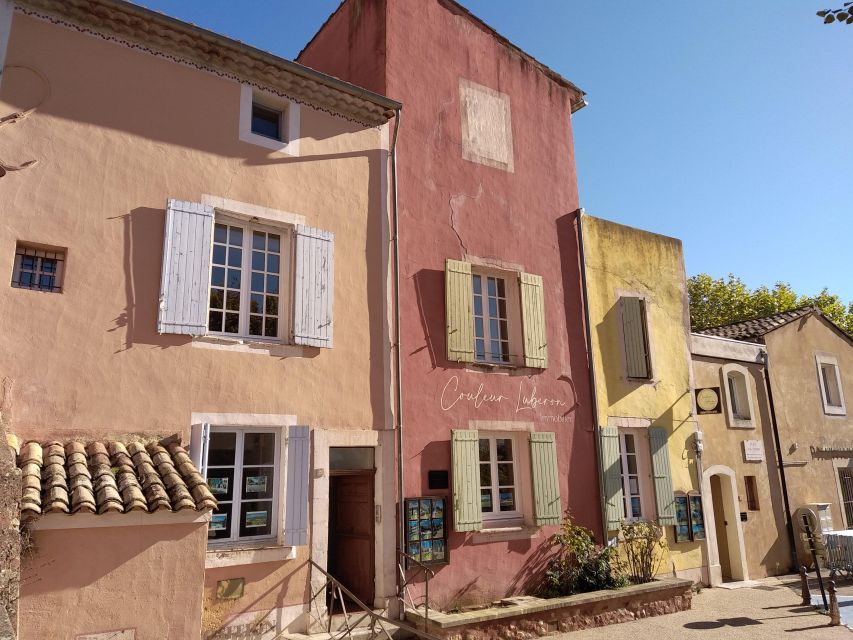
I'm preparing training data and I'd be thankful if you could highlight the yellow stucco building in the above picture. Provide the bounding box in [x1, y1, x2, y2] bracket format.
[581, 214, 706, 582]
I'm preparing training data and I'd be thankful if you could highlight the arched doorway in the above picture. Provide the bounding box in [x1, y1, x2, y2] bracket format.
[703, 465, 748, 585]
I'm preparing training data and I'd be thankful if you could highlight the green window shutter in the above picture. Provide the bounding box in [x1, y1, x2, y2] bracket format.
[621, 297, 650, 378]
[519, 272, 548, 368]
[529, 432, 561, 526]
[649, 427, 676, 524]
[451, 429, 482, 532]
[599, 427, 625, 531]
[445, 259, 475, 363]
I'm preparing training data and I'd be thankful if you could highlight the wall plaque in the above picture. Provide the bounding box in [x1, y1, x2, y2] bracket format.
[743, 440, 765, 462]
[695, 387, 721, 414]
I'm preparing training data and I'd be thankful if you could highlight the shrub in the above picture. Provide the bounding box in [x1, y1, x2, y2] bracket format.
[540, 514, 627, 597]
[620, 519, 667, 584]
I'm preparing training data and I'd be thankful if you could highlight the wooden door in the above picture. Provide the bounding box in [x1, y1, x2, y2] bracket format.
[329, 472, 375, 605]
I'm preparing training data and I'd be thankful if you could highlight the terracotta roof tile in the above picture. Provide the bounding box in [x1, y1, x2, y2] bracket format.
[698, 306, 815, 342]
[16, 437, 216, 517]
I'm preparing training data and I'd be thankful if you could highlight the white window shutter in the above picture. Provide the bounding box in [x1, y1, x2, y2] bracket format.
[284, 425, 310, 546]
[189, 423, 210, 477]
[293, 225, 334, 348]
[157, 199, 215, 336]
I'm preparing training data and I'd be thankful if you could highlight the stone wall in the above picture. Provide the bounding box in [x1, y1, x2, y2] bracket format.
[408, 578, 693, 640]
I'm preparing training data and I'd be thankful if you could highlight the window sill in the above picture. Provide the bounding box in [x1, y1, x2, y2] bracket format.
[823, 406, 847, 417]
[471, 524, 541, 544]
[727, 419, 755, 430]
[192, 335, 310, 357]
[206, 543, 296, 568]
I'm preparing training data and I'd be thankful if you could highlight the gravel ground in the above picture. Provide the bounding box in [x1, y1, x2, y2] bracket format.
[554, 576, 850, 639]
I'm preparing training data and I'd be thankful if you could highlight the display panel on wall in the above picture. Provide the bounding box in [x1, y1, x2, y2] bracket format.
[674, 493, 706, 542]
[405, 496, 448, 565]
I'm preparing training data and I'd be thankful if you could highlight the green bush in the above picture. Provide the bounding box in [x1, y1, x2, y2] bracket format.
[620, 519, 667, 584]
[540, 515, 627, 597]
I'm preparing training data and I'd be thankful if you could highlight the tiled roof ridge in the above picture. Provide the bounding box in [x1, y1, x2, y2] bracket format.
[16, 437, 216, 517]
[699, 305, 816, 336]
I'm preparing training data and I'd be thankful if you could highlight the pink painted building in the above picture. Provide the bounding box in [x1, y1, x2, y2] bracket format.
[300, 0, 600, 608]
[0, 0, 399, 637]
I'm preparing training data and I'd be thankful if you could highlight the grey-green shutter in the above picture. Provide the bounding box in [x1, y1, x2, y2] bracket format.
[621, 297, 650, 378]
[445, 259, 475, 362]
[599, 427, 625, 531]
[519, 273, 548, 368]
[649, 427, 676, 524]
[530, 432, 561, 525]
[451, 429, 482, 532]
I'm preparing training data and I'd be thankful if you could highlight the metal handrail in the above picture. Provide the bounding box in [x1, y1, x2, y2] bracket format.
[398, 550, 434, 630]
[308, 559, 440, 640]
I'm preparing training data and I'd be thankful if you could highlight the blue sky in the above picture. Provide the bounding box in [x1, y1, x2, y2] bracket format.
[135, 1, 853, 302]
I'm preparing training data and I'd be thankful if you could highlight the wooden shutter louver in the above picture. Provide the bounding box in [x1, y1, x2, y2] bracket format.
[293, 225, 334, 348]
[530, 432, 561, 526]
[649, 426, 677, 525]
[621, 296, 650, 378]
[599, 427, 625, 531]
[445, 259, 475, 362]
[519, 272, 548, 368]
[157, 199, 215, 336]
[451, 429, 482, 532]
[284, 425, 311, 546]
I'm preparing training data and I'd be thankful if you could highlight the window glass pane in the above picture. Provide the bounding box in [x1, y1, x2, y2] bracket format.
[481, 489, 493, 512]
[629, 477, 639, 494]
[253, 231, 266, 250]
[473, 295, 483, 316]
[267, 254, 280, 273]
[239, 501, 273, 537]
[496, 278, 505, 298]
[211, 266, 225, 287]
[243, 432, 276, 465]
[225, 291, 240, 311]
[265, 296, 279, 315]
[42, 259, 57, 274]
[488, 297, 497, 317]
[474, 317, 484, 339]
[478, 439, 490, 462]
[249, 315, 263, 336]
[208, 502, 232, 540]
[208, 432, 236, 466]
[19, 272, 33, 287]
[224, 313, 239, 333]
[626, 454, 637, 475]
[227, 269, 241, 289]
[39, 275, 54, 290]
[490, 340, 501, 360]
[267, 275, 279, 295]
[227, 247, 242, 268]
[206, 467, 235, 501]
[251, 103, 281, 140]
[630, 497, 642, 518]
[252, 251, 265, 271]
[214, 224, 227, 243]
[496, 439, 513, 461]
[212, 244, 226, 265]
[475, 339, 485, 360]
[228, 226, 243, 247]
[251, 272, 264, 293]
[329, 447, 374, 470]
[210, 288, 224, 309]
[479, 463, 491, 486]
[472, 274, 482, 295]
[268, 234, 280, 253]
[490, 318, 499, 338]
[264, 317, 278, 337]
[499, 489, 515, 511]
[497, 462, 514, 486]
[487, 277, 497, 297]
[208, 310, 223, 332]
[250, 294, 263, 314]
[241, 467, 275, 500]
[624, 434, 635, 454]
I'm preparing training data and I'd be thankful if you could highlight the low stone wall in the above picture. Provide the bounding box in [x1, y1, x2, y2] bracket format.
[407, 578, 693, 640]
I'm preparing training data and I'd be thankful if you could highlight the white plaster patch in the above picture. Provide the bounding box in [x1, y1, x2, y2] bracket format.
[460, 79, 514, 172]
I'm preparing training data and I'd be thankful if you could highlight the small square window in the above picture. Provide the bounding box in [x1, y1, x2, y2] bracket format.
[251, 103, 282, 141]
[11, 243, 65, 293]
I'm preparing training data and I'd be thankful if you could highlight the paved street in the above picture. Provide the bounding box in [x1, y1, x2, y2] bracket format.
[556, 576, 850, 639]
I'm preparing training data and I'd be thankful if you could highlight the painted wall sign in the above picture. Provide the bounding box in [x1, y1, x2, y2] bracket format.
[743, 440, 765, 462]
[695, 387, 721, 414]
[439, 375, 571, 416]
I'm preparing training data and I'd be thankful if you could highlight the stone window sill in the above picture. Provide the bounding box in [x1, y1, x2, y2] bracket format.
[206, 544, 296, 568]
[192, 335, 313, 357]
[471, 525, 541, 544]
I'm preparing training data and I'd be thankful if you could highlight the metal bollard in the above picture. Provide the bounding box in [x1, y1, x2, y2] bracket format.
[829, 581, 841, 626]
[801, 566, 812, 606]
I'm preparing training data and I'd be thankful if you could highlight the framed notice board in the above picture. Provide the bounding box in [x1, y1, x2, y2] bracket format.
[405, 496, 448, 566]
[674, 493, 706, 543]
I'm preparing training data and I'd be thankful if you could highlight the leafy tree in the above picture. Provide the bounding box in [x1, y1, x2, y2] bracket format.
[817, 3, 853, 24]
[688, 273, 853, 335]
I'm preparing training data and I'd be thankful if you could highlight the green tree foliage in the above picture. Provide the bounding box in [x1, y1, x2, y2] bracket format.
[817, 2, 853, 24]
[688, 273, 853, 334]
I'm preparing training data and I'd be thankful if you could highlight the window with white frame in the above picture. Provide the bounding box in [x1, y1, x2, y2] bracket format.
[816, 354, 846, 416]
[478, 434, 521, 521]
[204, 427, 280, 543]
[208, 218, 289, 340]
[11, 243, 65, 293]
[239, 84, 300, 155]
[721, 363, 755, 428]
[472, 272, 510, 364]
[618, 432, 646, 520]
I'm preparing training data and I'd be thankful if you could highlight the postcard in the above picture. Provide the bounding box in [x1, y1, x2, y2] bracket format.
[420, 519, 432, 539]
[407, 543, 420, 561]
[433, 539, 445, 561]
[208, 477, 229, 495]
[245, 475, 267, 494]
[420, 540, 432, 562]
[210, 513, 227, 531]
[432, 518, 444, 539]
[432, 498, 444, 518]
[245, 510, 268, 528]
[420, 499, 432, 518]
[407, 519, 420, 541]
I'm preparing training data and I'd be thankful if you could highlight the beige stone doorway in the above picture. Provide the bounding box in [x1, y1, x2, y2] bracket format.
[703, 465, 749, 586]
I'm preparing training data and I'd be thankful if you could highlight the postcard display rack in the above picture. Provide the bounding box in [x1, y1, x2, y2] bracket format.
[405, 496, 448, 566]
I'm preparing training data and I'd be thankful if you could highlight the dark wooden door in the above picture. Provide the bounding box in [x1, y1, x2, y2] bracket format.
[329, 472, 375, 605]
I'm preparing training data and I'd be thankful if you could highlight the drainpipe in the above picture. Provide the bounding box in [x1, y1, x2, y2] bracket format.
[761, 350, 798, 570]
[576, 209, 608, 540]
[388, 108, 406, 616]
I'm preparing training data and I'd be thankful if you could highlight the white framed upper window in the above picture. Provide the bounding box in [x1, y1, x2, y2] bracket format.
[239, 84, 300, 155]
[11, 243, 65, 293]
[208, 216, 292, 341]
[816, 353, 846, 416]
[721, 363, 755, 429]
[618, 295, 653, 380]
[478, 433, 522, 522]
[205, 426, 281, 544]
[618, 431, 650, 521]
[473, 272, 510, 364]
